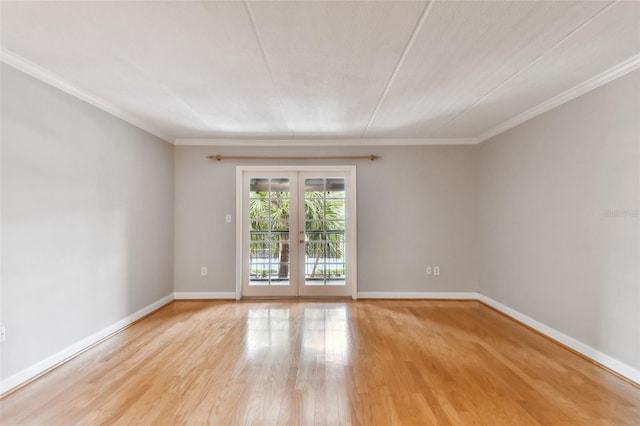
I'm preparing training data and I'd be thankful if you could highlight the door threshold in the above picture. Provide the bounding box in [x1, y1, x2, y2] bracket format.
[239, 296, 353, 302]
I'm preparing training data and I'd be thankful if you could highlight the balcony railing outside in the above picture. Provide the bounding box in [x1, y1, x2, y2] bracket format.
[250, 229, 345, 281]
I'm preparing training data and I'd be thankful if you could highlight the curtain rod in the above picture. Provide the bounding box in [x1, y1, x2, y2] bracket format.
[207, 154, 381, 161]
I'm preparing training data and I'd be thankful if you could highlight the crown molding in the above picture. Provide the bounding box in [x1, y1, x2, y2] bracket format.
[477, 53, 640, 143]
[0, 48, 173, 143]
[174, 137, 478, 147]
[4, 47, 637, 148]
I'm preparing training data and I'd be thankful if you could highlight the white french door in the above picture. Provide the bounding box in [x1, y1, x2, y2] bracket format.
[237, 166, 356, 298]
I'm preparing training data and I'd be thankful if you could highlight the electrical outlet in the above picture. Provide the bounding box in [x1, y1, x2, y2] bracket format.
[434, 266, 440, 276]
[0, 324, 6, 342]
[201, 267, 208, 276]
[426, 266, 432, 275]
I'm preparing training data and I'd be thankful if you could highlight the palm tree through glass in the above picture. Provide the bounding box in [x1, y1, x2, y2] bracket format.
[304, 178, 345, 286]
[248, 177, 345, 286]
[249, 178, 291, 285]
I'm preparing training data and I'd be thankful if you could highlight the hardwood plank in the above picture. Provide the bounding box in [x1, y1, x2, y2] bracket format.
[1, 300, 638, 425]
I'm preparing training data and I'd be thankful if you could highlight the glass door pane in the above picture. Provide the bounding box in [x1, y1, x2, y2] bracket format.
[241, 167, 354, 299]
[249, 177, 292, 288]
[303, 177, 346, 287]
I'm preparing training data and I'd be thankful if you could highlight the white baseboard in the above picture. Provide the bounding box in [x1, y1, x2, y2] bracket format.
[0, 293, 175, 395]
[357, 291, 479, 300]
[174, 292, 237, 300]
[478, 293, 640, 384]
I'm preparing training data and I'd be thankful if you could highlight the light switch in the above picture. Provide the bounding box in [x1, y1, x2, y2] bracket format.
[225, 214, 232, 223]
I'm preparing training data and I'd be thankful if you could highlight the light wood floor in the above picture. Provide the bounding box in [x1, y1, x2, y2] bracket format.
[1, 300, 638, 425]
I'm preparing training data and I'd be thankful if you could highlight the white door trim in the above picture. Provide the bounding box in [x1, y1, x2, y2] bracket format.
[236, 166, 357, 300]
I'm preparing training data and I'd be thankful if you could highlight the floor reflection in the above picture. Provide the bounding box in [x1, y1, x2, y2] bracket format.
[245, 304, 350, 365]
[302, 305, 349, 364]
[246, 307, 291, 359]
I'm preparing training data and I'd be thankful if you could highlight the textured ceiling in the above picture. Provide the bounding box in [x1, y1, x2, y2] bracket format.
[1, 1, 639, 144]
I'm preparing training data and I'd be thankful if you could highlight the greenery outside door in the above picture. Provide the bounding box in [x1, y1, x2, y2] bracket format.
[238, 167, 356, 298]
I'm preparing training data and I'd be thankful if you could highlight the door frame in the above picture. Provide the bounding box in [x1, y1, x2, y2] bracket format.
[235, 165, 357, 300]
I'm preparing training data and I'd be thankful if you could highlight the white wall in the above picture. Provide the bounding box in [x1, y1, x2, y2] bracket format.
[174, 145, 478, 295]
[477, 70, 640, 370]
[0, 64, 175, 382]
[2, 51, 638, 389]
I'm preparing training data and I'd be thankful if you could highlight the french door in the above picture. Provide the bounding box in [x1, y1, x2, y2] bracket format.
[237, 167, 356, 298]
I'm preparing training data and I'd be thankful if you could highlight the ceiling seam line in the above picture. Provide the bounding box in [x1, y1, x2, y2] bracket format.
[243, 0, 294, 139]
[360, 0, 436, 139]
[431, 0, 621, 137]
[130, 63, 215, 133]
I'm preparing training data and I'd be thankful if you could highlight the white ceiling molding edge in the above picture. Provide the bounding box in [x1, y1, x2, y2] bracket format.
[173, 138, 477, 147]
[0, 48, 173, 143]
[430, 0, 621, 139]
[476, 53, 640, 144]
[2, 48, 638, 148]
